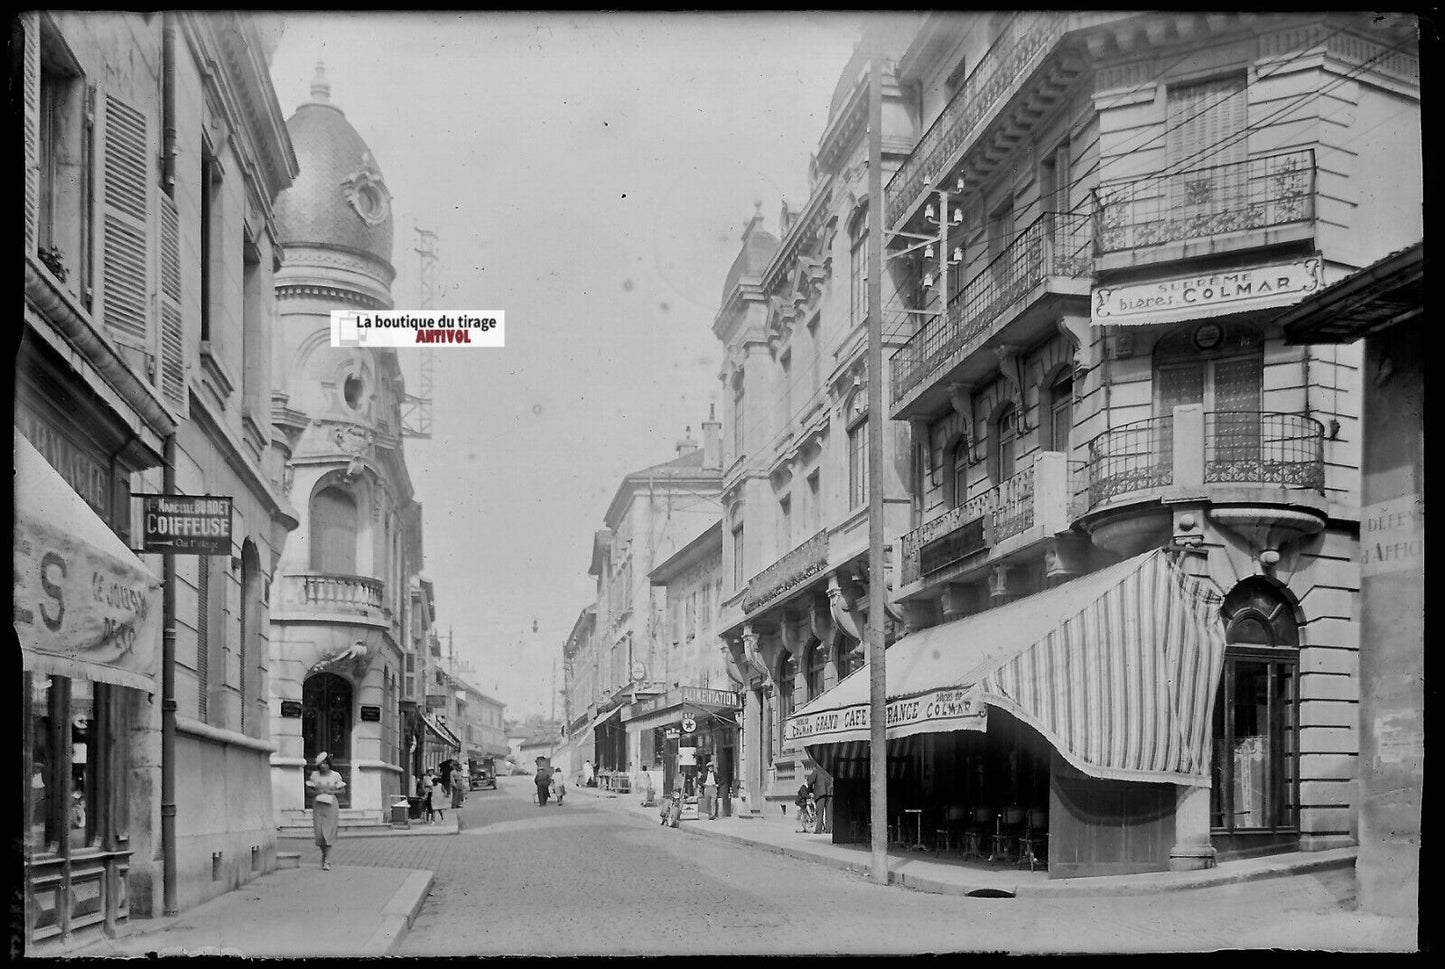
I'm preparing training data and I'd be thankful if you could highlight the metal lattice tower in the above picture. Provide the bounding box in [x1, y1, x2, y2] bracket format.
[401, 225, 437, 438]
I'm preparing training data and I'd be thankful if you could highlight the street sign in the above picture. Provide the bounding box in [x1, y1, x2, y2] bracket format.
[360, 705, 381, 722]
[280, 701, 302, 718]
[630, 661, 647, 681]
[664, 727, 681, 740]
[681, 717, 696, 735]
[136, 494, 233, 555]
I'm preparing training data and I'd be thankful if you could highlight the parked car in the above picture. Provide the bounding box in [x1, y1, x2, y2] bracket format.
[470, 768, 497, 790]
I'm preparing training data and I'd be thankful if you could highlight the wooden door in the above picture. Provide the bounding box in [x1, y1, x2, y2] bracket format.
[302, 673, 353, 808]
[1047, 752, 1175, 878]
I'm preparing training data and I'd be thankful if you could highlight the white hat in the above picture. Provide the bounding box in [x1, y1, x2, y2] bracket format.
[314, 752, 330, 766]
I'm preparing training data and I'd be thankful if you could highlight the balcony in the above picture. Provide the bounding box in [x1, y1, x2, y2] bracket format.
[743, 529, 828, 615]
[886, 11, 1073, 231]
[274, 571, 389, 627]
[891, 212, 1093, 415]
[1094, 150, 1317, 268]
[899, 451, 1074, 588]
[1079, 407, 1326, 557]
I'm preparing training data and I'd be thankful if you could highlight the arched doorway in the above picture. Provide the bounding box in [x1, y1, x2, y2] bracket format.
[302, 673, 353, 808]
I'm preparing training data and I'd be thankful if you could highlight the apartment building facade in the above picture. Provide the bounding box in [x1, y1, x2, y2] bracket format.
[789, 11, 1419, 876]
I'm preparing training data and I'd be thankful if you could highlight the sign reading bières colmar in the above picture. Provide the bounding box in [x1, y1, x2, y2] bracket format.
[787, 684, 988, 746]
[1091, 255, 1324, 327]
[138, 495, 233, 555]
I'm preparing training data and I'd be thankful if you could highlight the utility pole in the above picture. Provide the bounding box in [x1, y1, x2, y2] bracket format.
[865, 37, 889, 887]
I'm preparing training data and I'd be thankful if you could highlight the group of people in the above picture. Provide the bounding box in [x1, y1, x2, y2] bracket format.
[658, 763, 723, 826]
[533, 761, 566, 806]
[417, 760, 468, 822]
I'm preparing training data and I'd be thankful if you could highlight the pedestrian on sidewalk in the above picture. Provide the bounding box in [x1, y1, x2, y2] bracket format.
[431, 771, 448, 823]
[451, 765, 466, 810]
[420, 770, 436, 823]
[305, 752, 345, 871]
[551, 769, 566, 805]
[702, 765, 719, 820]
[534, 764, 551, 807]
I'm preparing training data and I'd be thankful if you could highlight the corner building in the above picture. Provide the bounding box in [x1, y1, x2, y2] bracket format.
[267, 65, 426, 825]
[788, 12, 1420, 876]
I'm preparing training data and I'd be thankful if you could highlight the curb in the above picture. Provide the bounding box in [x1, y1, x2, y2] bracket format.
[361, 868, 435, 955]
[609, 793, 1359, 899]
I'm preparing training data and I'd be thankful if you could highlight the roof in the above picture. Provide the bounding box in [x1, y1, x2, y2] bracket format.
[650, 520, 723, 585]
[273, 65, 394, 267]
[720, 213, 780, 306]
[1277, 242, 1423, 343]
[601, 446, 722, 530]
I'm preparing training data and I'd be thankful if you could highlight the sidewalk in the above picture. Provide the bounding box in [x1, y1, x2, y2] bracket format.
[68, 865, 433, 958]
[276, 810, 460, 839]
[572, 784, 1360, 899]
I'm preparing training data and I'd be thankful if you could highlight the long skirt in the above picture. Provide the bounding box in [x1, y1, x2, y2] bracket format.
[313, 798, 340, 848]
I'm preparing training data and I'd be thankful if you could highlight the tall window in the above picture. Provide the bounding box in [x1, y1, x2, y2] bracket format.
[1211, 580, 1300, 848]
[732, 523, 746, 590]
[849, 214, 869, 327]
[777, 651, 797, 754]
[836, 637, 862, 680]
[34, 21, 88, 290]
[1167, 74, 1248, 216]
[805, 641, 826, 699]
[242, 236, 263, 417]
[949, 439, 970, 508]
[310, 487, 358, 573]
[1154, 322, 1264, 469]
[848, 417, 869, 509]
[992, 404, 1017, 483]
[807, 315, 821, 394]
[777, 495, 792, 555]
[200, 147, 217, 342]
[732, 373, 745, 460]
[1048, 371, 1073, 455]
[779, 349, 792, 424]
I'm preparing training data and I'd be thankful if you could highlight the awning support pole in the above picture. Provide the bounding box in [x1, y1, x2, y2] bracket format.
[865, 41, 890, 887]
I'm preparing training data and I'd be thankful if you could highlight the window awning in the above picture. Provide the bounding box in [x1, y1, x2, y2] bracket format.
[590, 705, 624, 731]
[14, 430, 161, 693]
[787, 549, 1226, 787]
[423, 715, 462, 750]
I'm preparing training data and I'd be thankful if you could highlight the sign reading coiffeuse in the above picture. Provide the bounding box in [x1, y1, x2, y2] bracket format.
[137, 495, 233, 554]
[1092, 255, 1323, 326]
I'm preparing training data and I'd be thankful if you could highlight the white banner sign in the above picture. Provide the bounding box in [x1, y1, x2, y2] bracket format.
[1091, 255, 1323, 326]
[787, 684, 988, 746]
[15, 514, 161, 692]
[331, 310, 505, 348]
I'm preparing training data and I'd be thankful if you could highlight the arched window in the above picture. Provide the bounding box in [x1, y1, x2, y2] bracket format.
[310, 487, 357, 573]
[992, 404, 1017, 483]
[1211, 579, 1300, 850]
[848, 392, 869, 509]
[1047, 370, 1073, 455]
[948, 438, 970, 509]
[836, 636, 862, 680]
[805, 640, 826, 699]
[777, 650, 797, 754]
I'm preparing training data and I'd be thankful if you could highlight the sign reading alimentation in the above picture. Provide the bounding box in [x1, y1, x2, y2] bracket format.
[137, 495, 233, 555]
[1091, 255, 1323, 326]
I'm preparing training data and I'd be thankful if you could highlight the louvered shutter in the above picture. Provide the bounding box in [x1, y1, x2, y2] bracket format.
[1167, 75, 1247, 214]
[158, 194, 186, 407]
[22, 13, 40, 255]
[93, 87, 151, 347]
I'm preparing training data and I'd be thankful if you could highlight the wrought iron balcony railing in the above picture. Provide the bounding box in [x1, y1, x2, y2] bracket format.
[1094, 149, 1316, 255]
[1083, 410, 1325, 511]
[885, 11, 1070, 230]
[891, 212, 1092, 405]
[743, 529, 828, 614]
[901, 458, 1055, 585]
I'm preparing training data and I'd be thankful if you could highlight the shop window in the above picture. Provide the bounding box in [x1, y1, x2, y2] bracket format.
[1210, 580, 1300, 847]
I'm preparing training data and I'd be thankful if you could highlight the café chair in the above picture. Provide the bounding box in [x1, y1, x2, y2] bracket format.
[962, 806, 992, 860]
[989, 805, 1026, 865]
[935, 805, 968, 857]
[1018, 808, 1049, 872]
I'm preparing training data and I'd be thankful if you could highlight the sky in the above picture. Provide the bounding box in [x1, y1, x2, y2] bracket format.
[269, 12, 880, 720]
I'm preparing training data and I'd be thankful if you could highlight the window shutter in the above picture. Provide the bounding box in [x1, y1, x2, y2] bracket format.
[93, 87, 151, 347]
[1166, 75, 1247, 170]
[158, 194, 186, 406]
[22, 13, 40, 255]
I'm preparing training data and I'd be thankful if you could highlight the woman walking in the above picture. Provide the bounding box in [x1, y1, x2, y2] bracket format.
[306, 753, 346, 871]
[431, 771, 448, 822]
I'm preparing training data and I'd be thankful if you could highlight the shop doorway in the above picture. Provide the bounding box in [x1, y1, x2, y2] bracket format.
[302, 673, 353, 808]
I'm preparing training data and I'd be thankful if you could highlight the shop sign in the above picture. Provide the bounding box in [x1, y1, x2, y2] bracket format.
[1360, 494, 1423, 577]
[787, 684, 988, 745]
[681, 717, 697, 735]
[678, 687, 739, 709]
[1091, 255, 1323, 326]
[664, 728, 681, 740]
[677, 746, 696, 766]
[280, 700, 303, 718]
[360, 705, 382, 722]
[16, 407, 112, 519]
[136, 494, 233, 555]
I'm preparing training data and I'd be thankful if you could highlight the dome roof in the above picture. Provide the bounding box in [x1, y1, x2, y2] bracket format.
[274, 63, 393, 266]
[721, 209, 779, 304]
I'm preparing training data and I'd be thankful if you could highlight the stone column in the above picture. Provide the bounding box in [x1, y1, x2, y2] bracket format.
[1169, 784, 1217, 871]
[742, 685, 764, 816]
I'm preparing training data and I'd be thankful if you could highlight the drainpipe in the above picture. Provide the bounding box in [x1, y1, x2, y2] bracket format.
[160, 12, 178, 917]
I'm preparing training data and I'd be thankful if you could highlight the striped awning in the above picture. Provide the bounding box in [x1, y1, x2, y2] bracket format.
[423, 715, 462, 751]
[790, 549, 1226, 787]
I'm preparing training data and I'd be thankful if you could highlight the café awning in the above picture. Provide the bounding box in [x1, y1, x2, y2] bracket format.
[787, 549, 1226, 787]
[14, 430, 161, 693]
[423, 715, 462, 750]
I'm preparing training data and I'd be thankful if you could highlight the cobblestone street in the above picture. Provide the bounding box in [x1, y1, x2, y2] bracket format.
[278, 778, 1410, 955]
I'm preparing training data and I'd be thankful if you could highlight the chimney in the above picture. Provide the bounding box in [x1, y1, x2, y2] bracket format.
[701, 404, 722, 470]
[675, 426, 699, 458]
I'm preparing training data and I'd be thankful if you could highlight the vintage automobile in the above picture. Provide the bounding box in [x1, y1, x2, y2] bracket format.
[470, 767, 497, 790]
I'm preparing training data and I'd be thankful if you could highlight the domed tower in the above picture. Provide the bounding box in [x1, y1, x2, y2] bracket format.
[268, 62, 420, 823]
